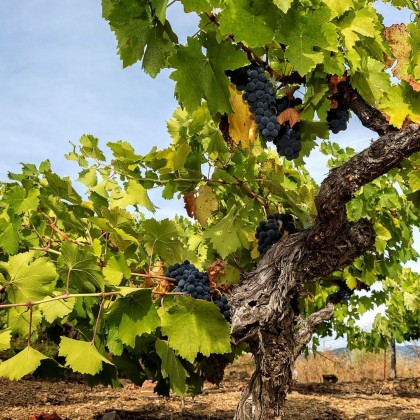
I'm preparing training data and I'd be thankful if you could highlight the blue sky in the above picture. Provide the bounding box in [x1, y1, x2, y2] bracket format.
[0, 2, 418, 333]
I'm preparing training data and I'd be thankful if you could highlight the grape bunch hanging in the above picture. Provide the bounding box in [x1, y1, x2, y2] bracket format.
[227, 64, 302, 161]
[165, 261, 231, 321]
[327, 107, 350, 134]
[255, 213, 297, 254]
[275, 96, 302, 160]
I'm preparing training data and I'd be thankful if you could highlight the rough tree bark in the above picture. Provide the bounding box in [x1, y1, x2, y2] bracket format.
[390, 339, 397, 380]
[230, 84, 420, 419]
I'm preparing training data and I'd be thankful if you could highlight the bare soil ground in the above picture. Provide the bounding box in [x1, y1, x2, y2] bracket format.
[1, 362, 420, 420]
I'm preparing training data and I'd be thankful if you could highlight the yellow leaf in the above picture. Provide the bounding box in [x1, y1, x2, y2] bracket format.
[228, 85, 257, 149]
[383, 24, 411, 80]
[195, 185, 218, 227]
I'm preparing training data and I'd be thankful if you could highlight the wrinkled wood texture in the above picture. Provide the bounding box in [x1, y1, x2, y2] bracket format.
[231, 119, 420, 419]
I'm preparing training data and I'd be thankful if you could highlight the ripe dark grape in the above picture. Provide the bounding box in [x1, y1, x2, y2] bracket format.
[166, 261, 231, 321]
[228, 64, 280, 142]
[327, 107, 350, 134]
[273, 123, 301, 161]
[227, 67, 303, 160]
[213, 295, 231, 322]
[255, 213, 297, 254]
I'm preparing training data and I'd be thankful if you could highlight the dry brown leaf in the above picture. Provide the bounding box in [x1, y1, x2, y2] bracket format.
[402, 116, 412, 129]
[277, 108, 301, 127]
[195, 185, 218, 227]
[328, 74, 347, 94]
[330, 99, 339, 110]
[151, 261, 165, 276]
[383, 24, 411, 80]
[407, 75, 420, 92]
[207, 259, 226, 287]
[183, 191, 196, 218]
[228, 85, 258, 149]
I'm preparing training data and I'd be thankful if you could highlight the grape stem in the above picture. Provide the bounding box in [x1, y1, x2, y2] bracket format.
[131, 272, 177, 282]
[27, 305, 33, 348]
[0, 291, 121, 310]
[91, 295, 105, 345]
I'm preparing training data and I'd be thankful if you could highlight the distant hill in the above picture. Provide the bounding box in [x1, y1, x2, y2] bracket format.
[325, 345, 420, 359]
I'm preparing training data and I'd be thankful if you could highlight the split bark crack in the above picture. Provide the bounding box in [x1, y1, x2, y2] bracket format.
[231, 122, 420, 419]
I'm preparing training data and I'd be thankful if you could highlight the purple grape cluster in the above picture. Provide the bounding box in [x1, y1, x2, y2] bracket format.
[274, 96, 303, 160]
[255, 213, 296, 254]
[166, 261, 231, 321]
[227, 65, 305, 161]
[213, 296, 231, 322]
[274, 124, 301, 161]
[227, 64, 281, 142]
[327, 107, 350, 134]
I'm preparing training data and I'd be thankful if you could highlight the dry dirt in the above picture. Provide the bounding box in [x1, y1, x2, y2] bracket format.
[1, 364, 420, 420]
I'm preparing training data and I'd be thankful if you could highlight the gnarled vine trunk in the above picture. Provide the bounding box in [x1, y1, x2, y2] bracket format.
[230, 101, 420, 418]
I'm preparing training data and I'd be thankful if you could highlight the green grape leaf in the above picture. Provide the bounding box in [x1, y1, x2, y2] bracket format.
[40, 294, 76, 323]
[112, 352, 148, 386]
[140, 219, 184, 263]
[103, 252, 131, 286]
[155, 339, 189, 396]
[338, 6, 383, 68]
[78, 134, 107, 161]
[204, 206, 245, 259]
[0, 347, 48, 380]
[58, 337, 113, 375]
[106, 326, 124, 356]
[374, 222, 392, 254]
[322, 0, 353, 17]
[7, 307, 42, 336]
[219, 0, 280, 48]
[180, 0, 212, 13]
[58, 242, 104, 293]
[110, 179, 156, 212]
[169, 33, 248, 115]
[273, 0, 293, 13]
[2, 251, 58, 303]
[160, 297, 231, 362]
[150, 0, 168, 23]
[77, 168, 97, 188]
[2, 186, 40, 213]
[0, 329, 12, 351]
[143, 23, 176, 78]
[276, 8, 337, 75]
[0, 212, 21, 255]
[404, 292, 419, 311]
[408, 169, 420, 191]
[105, 0, 151, 68]
[43, 172, 82, 204]
[106, 289, 160, 347]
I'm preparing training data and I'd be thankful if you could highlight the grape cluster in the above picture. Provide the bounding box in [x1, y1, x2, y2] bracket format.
[165, 261, 231, 321]
[167, 261, 212, 300]
[328, 283, 353, 304]
[274, 96, 303, 160]
[274, 124, 301, 161]
[212, 296, 231, 322]
[227, 65, 305, 161]
[227, 65, 281, 142]
[255, 213, 296, 254]
[327, 107, 350, 134]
